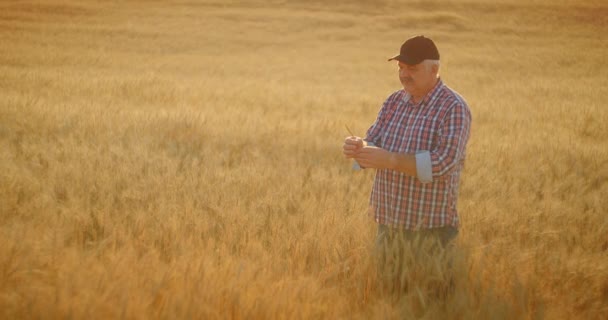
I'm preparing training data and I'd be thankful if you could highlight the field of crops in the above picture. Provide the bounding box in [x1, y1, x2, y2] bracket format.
[1, 0, 607, 318]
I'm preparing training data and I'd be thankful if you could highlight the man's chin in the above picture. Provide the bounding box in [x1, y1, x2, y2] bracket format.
[403, 84, 420, 94]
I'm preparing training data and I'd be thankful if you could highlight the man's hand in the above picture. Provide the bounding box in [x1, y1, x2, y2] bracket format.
[344, 138, 417, 175]
[353, 146, 394, 170]
[343, 136, 365, 158]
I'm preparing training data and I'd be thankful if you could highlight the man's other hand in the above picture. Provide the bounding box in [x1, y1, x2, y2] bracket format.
[353, 146, 393, 170]
[343, 136, 365, 158]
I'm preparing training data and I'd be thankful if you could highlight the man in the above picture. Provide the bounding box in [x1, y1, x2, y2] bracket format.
[343, 35, 471, 284]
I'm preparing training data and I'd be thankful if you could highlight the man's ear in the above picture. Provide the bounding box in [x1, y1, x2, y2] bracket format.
[432, 64, 439, 75]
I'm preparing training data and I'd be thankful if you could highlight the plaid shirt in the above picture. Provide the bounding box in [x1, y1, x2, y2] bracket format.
[365, 79, 471, 230]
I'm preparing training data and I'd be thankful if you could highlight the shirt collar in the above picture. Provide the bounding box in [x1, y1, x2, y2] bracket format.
[404, 78, 444, 108]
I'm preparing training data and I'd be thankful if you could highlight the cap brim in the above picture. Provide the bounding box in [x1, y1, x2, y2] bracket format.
[387, 54, 423, 65]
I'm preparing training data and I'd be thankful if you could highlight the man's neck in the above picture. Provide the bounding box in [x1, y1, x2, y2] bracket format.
[410, 78, 439, 104]
[410, 94, 425, 104]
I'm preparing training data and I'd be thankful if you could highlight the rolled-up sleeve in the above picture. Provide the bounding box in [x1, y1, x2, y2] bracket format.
[415, 151, 433, 183]
[429, 102, 472, 178]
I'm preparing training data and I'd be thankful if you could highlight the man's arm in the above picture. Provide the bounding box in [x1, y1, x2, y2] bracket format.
[353, 102, 471, 182]
[365, 91, 402, 146]
[427, 102, 471, 179]
[351, 146, 417, 176]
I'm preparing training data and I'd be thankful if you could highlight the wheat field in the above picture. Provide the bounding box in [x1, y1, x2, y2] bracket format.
[1, 0, 607, 319]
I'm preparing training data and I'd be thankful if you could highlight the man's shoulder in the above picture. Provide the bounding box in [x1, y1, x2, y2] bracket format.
[377, 90, 408, 113]
[434, 83, 472, 121]
[385, 89, 407, 102]
[437, 84, 469, 109]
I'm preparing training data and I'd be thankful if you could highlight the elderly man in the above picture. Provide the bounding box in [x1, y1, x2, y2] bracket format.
[343, 35, 471, 275]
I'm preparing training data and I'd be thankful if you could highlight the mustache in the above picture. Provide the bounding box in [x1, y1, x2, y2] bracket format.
[400, 76, 414, 83]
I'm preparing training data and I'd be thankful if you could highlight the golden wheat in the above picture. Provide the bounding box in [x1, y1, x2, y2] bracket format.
[1, 0, 607, 319]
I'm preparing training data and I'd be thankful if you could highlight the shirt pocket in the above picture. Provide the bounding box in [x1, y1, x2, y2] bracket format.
[414, 116, 439, 151]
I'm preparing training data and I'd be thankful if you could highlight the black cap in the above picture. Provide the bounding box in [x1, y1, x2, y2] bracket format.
[388, 35, 440, 65]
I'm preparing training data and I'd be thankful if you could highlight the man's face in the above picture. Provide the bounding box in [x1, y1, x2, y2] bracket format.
[398, 61, 435, 96]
